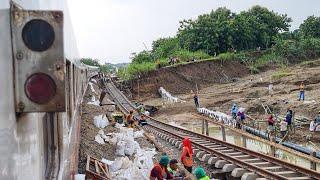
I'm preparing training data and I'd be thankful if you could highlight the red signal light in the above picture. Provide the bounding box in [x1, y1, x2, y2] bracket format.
[24, 73, 56, 104]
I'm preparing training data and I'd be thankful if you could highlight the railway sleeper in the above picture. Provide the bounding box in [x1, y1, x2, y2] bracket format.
[222, 163, 238, 173]
[215, 160, 228, 169]
[231, 168, 249, 178]
[241, 172, 259, 180]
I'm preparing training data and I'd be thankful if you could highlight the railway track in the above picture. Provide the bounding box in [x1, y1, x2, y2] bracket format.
[102, 77, 320, 179]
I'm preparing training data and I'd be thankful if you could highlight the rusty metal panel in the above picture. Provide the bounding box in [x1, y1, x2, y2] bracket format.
[11, 4, 65, 112]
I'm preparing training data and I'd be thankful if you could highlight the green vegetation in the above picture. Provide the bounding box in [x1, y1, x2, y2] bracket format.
[271, 70, 293, 80]
[117, 5, 320, 80]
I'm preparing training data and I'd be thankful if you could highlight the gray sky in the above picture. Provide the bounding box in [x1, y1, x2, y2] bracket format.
[67, 0, 320, 64]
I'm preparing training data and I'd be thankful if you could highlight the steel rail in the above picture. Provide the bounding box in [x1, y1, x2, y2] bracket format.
[143, 124, 290, 179]
[102, 77, 320, 179]
[145, 116, 320, 179]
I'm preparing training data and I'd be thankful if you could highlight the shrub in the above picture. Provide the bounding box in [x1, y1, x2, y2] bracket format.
[217, 52, 237, 61]
[271, 70, 293, 80]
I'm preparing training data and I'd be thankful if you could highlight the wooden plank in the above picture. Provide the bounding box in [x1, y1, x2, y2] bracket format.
[261, 166, 282, 170]
[251, 162, 271, 165]
[86, 155, 90, 171]
[288, 177, 312, 180]
[98, 162, 108, 176]
[243, 158, 261, 162]
[95, 160, 100, 175]
[274, 171, 296, 175]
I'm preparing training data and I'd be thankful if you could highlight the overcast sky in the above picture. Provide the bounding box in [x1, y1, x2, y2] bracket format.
[67, 0, 320, 64]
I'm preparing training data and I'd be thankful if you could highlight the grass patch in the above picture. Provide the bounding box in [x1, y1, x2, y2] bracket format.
[117, 62, 156, 80]
[299, 59, 320, 67]
[271, 70, 293, 80]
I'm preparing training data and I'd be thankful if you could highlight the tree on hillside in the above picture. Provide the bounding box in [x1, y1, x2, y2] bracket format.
[80, 58, 100, 66]
[131, 50, 153, 63]
[300, 16, 320, 38]
[177, 6, 291, 55]
[151, 37, 180, 59]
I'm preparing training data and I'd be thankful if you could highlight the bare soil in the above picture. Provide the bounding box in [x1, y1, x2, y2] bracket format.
[141, 60, 320, 146]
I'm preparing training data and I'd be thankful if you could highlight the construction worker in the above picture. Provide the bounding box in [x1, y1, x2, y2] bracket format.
[194, 167, 210, 180]
[138, 114, 148, 126]
[168, 159, 181, 177]
[267, 114, 275, 139]
[285, 108, 293, 132]
[180, 137, 193, 173]
[99, 89, 107, 106]
[126, 110, 134, 128]
[280, 118, 288, 138]
[193, 92, 200, 108]
[231, 104, 238, 120]
[150, 155, 174, 180]
[313, 111, 320, 131]
[298, 82, 305, 101]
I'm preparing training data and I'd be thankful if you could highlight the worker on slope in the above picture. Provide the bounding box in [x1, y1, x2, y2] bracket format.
[267, 114, 275, 139]
[236, 108, 246, 129]
[194, 167, 210, 180]
[138, 114, 148, 126]
[193, 92, 200, 108]
[312, 111, 320, 131]
[150, 155, 174, 180]
[285, 108, 294, 132]
[180, 137, 193, 173]
[280, 118, 288, 138]
[231, 104, 238, 121]
[126, 110, 134, 128]
[298, 82, 305, 101]
[167, 159, 186, 179]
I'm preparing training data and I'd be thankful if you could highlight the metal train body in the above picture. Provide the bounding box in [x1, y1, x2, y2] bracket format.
[0, 0, 90, 179]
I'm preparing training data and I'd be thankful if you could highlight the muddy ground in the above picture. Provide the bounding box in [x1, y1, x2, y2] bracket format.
[141, 60, 320, 146]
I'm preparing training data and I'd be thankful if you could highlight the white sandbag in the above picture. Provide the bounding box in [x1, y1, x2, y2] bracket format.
[98, 129, 104, 135]
[101, 158, 114, 166]
[95, 134, 105, 144]
[87, 96, 100, 106]
[109, 136, 118, 145]
[144, 111, 150, 116]
[110, 157, 123, 172]
[124, 139, 135, 156]
[93, 115, 109, 128]
[116, 141, 126, 156]
[74, 174, 85, 180]
[91, 79, 97, 83]
[133, 130, 144, 138]
[121, 156, 132, 169]
[89, 82, 95, 93]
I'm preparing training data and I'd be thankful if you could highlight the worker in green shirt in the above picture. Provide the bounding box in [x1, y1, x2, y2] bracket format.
[194, 167, 210, 180]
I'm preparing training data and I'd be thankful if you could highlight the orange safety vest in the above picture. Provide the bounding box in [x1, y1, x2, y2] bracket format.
[182, 147, 193, 167]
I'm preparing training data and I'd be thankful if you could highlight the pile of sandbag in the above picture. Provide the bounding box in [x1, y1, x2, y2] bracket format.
[88, 82, 96, 93]
[197, 107, 233, 125]
[102, 148, 156, 180]
[158, 87, 184, 103]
